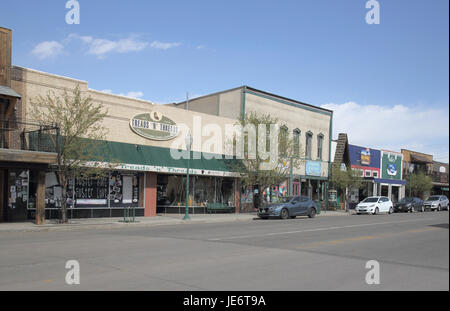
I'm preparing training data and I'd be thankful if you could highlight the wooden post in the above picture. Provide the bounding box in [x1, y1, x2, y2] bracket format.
[35, 170, 46, 225]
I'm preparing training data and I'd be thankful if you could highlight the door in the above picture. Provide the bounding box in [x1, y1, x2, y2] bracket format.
[6, 170, 29, 222]
[299, 196, 310, 215]
[290, 196, 301, 215]
[293, 182, 300, 196]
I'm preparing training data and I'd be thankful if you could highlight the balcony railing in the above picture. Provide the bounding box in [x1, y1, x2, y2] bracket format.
[0, 118, 60, 154]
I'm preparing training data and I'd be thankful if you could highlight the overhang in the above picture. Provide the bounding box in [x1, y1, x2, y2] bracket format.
[0, 85, 21, 98]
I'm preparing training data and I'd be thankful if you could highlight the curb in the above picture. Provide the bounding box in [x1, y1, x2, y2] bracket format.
[0, 212, 351, 233]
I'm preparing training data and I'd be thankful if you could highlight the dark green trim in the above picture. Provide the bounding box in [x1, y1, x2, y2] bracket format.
[245, 90, 332, 116]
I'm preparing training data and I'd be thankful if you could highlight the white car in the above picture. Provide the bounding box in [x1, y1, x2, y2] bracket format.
[355, 196, 393, 215]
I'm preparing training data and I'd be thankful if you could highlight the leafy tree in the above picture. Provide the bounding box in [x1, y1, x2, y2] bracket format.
[406, 171, 433, 199]
[231, 112, 304, 209]
[30, 85, 112, 223]
[330, 163, 364, 210]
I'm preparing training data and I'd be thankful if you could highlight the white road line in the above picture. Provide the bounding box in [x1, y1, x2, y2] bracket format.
[208, 218, 442, 241]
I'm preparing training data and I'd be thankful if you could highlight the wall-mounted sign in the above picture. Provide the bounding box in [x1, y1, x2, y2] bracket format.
[381, 151, 402, 180]
[130, 112, 179, 141]
[361, 148, 371, 166]
[305, 161, 321, 177]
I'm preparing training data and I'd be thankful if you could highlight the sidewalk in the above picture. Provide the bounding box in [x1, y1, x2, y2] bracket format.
[0, 210, 350, 233]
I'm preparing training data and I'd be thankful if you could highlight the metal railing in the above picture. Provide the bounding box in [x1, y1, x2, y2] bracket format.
[0, 118, 60, 153]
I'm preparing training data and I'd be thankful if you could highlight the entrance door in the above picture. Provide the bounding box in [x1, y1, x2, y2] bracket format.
[293, 182, 300, 196]
[5, 170, 29, 222]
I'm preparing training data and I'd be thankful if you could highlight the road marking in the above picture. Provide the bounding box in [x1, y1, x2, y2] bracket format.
[208, 218, 442, 241]
[296, 227, 440, 249]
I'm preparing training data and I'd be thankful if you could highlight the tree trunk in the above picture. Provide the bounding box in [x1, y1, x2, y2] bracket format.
[58, 172, 68, 224]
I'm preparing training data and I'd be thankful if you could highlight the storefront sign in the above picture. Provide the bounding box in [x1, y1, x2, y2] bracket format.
[381, 151, 402, 180]
[361, 148, 371, 165]
[130, 111, 179, 141]
[305, 161, 321, 176]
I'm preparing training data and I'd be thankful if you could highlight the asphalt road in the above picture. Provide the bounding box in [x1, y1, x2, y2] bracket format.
[0, 211, 448, 291]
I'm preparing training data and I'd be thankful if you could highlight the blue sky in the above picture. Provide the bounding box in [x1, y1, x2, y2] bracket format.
[1, 0, 449, 161]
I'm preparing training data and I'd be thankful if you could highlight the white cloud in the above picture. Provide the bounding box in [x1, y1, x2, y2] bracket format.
[100, 89, 144, 99]
[322, 102, 450, 162]
[34, 34, 181, 60]
[31, 41, 64, 59]
[67, 34, 148, 58]
[150, 41, 181, 50]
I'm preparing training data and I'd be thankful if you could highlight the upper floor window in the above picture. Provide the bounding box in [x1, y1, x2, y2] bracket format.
[306, 131, 313, 159]
[317, 134, 324, 160]
[279, 125, 288, 156]
[293, 129, 300, 157]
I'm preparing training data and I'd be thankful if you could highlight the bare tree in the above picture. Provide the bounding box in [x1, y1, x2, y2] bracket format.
[30, 85, 113, 223]
[232, 112, 304, 209]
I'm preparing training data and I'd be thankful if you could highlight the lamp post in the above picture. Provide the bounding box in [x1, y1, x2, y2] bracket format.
[408, 165, 414, 197]
[183, 132, 193, 220]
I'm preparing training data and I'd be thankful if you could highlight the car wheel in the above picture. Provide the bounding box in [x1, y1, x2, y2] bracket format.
[389, 207, 393, 214]
[438, 205, 441, 212]
[280, 208, 289, 220]
[410, 206, 415, 213]
[373, 207, 379, 215]
[421, 205, 424, 212]
[308, 208, 316, 218]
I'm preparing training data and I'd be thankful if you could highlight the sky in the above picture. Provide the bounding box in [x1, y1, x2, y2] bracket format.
[1, 0, 449, 162]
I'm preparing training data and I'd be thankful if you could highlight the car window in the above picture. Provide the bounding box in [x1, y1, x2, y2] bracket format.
[292, 196, 300, 203]
[301, 196, 309, 202]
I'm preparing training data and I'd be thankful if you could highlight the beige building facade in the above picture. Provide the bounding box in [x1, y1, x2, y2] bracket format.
[174, 86, 333, 207]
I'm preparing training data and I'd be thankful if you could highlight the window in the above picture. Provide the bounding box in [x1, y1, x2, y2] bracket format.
[306, 132, 313, 159]
[317, 134, 324, 160]
[293, 129, 300, 157]
[279, 126, 288, 156]
[365, 170, 372, 177]
[373, 171, 379, 178]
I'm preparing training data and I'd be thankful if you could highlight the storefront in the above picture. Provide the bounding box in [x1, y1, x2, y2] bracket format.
[374, 150, 406, 203]
[348, 144, 381, 208]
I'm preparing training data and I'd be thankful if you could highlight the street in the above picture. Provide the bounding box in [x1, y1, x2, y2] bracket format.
[0, 212, 448, 291]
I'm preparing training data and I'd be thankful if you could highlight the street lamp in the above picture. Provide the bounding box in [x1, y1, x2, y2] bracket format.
[183, 132, 193, 220]
[408, 165, 414, 197]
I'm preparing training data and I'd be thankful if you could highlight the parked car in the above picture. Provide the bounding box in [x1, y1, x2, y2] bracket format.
[394, 197, 424, 213]
[355, 196, 393, 215]
[423, 195, 449, 211]
[257, 196, 318, 219]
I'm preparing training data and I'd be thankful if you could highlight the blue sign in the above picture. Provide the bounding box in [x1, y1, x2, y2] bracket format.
[306, 161, 321, 176]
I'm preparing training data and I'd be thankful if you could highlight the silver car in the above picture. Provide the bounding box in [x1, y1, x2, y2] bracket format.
[423, 195, 449, 211]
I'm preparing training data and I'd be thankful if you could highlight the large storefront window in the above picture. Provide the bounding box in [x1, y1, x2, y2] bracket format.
[44, 171, 142, 210]
[156, 174, 236, 212]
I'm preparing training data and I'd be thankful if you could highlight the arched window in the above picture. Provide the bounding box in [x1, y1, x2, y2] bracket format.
[306, 131, 313, 159]
[317, 133, 324, 160]
[279, 125, 288, 156]
[293, 129, 300, 157]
